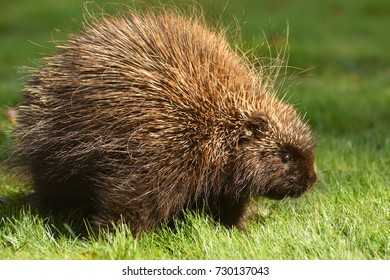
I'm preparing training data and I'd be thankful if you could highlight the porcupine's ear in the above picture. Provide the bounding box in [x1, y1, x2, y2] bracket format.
[238, 112, 269, 145]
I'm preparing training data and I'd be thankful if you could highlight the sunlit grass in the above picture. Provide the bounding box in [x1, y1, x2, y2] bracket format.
[0, 0, 389, 260]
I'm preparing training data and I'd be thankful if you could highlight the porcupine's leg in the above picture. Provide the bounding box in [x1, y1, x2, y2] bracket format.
[91, 182, 169, 236]
[207, 194, 248, 231]
[28, 161, 97, 215]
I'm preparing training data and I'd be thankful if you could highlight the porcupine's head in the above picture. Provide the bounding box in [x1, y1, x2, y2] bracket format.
[232, 94, 317, 200]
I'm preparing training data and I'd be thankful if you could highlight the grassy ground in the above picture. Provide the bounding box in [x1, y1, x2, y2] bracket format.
[0, 0, 389, 259]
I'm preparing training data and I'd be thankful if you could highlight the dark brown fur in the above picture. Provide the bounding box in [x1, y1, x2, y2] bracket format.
[16, 11, 317, 235]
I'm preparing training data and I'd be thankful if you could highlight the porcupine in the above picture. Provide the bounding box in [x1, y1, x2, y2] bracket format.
[15, 10, 317, 235]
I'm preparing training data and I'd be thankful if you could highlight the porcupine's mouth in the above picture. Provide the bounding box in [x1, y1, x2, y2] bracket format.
[263, 180, 314, 200]
[263, 188, 306, 200]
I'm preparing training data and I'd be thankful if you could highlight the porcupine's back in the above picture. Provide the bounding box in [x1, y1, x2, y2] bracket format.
[16, 11, 316, 235]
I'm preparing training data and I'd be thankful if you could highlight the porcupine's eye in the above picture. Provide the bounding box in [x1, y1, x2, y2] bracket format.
[281, 152, 292, 164]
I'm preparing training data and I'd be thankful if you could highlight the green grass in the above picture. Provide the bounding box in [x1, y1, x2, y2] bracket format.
[0, 0, 389, 259]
